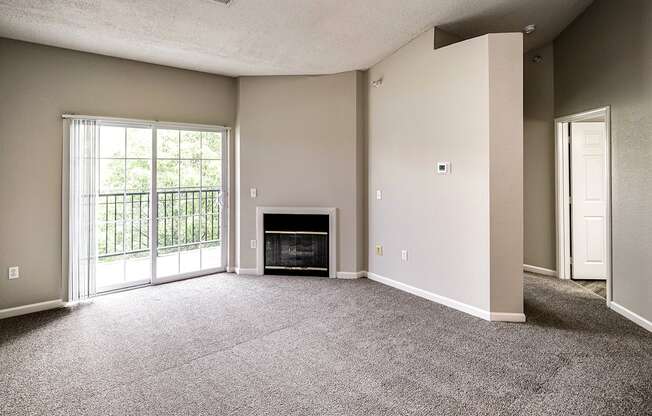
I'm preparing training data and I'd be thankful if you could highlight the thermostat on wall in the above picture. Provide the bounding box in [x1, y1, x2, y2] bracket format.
[436, 162, 450, 175]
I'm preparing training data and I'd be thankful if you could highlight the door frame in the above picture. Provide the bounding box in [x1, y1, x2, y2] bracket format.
[554, 106, 612, 306]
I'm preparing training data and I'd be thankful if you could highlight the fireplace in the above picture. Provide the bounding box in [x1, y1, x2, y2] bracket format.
[256, 207, 337, 278]
[264, 214, 329, 276]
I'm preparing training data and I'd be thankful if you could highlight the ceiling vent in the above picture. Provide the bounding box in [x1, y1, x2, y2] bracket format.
[211, 0, 233, 5]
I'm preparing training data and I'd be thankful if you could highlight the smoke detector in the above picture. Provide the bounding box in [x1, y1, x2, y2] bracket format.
[523, 24, 536, 35]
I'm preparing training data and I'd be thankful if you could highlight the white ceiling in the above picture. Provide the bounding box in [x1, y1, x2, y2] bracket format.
[0, 0, 593, 77]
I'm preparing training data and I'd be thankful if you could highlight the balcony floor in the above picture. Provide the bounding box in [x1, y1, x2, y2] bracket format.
[96, 246, 222, 291]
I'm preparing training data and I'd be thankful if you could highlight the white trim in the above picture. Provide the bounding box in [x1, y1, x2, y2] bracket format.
[367, 272, 525, 322]
[150, 126, 158, 283]
[523, 264, 557, 277]
[62, 114, 230, 131]
[235, 267, 258, 275]
[97, 278, 151, 294]
[0, 300, 65, 320]
[336, 271, 367, 279]
[209, 130, 230, 272]
[555, 107, 609, 123]
[555, 120, 572, 280]
[489, 312, 527, 322]
[554, 107, 612, 306]
[610, 302, 652, 333]
[222, 130, 231, 272]
[255, 206, 337, 278]
[153, 267, 226, 285]
[227, 267, 236, 273]
[62, 120, 70, 302]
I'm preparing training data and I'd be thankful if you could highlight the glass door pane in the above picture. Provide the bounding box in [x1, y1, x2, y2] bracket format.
[199, 132, 224, 270]
[96, 124, 152, 292]
[155, 128, 225, 279]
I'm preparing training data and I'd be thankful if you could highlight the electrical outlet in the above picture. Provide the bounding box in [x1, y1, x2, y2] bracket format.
[376, 190, 382, 200]
[250, 188, 257, 198]
[375, 244, 383, 256]
[8, 266, 19, 280]
[250, 239, 257, 249]
[401, 250, 408, 261]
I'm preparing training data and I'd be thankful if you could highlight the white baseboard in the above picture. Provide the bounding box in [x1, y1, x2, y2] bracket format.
[610, 302, 652, 332]
[336, 271, 367, 279]
[227, 266, 236, 273]
[367, 272, 525, 322]
[0, 299, 65, 320]
[235, 267, 259, 275]
[490, 312, 527, 322]
[523, 264, 557, 277]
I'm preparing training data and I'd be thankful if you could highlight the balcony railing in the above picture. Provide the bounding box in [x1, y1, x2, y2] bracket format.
[97, 188, 221, 258]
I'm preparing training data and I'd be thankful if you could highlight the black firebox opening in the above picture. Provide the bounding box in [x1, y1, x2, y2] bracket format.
[264, 214, 329, 277]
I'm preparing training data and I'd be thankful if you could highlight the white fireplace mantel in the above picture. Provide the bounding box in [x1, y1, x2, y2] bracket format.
[255, 206, 337, 278]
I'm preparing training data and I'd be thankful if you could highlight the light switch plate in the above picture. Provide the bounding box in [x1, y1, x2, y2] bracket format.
[250, 188, 257, 198]
[375, 244, 383, 256]
[401, 250, 408, 261]
[436, 162, 450, 175]
[8, 266, 19, 280]
[250, 240, 257, 249]
[376, 190, 382, 200]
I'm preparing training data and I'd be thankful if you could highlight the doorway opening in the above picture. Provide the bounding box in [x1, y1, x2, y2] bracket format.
[554, 107, 611, 304]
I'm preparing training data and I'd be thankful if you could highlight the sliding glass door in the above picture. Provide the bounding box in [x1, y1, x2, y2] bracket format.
[96, 123, 153, 292]
[154, 128, 226, 281]
[93, 120, 227, 292]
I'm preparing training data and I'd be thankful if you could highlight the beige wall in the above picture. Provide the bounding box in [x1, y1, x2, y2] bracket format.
[523, 44, 556, 270]
[1, 32, 524, 320]
[235, 73, 366, 273]
[555, 0, 652, 323]
[367, 29, 523, 315]
[489, 34, 524, 314]
[0, 38, 237, 309]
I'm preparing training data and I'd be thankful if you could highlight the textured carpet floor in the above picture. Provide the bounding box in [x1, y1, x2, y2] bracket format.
[1, 274, 650, 416]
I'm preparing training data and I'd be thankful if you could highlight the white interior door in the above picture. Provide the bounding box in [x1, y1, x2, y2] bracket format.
[570, 122, 608, 280]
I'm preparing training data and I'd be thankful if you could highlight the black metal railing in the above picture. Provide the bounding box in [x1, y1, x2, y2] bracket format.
[97, 188, 221, 258]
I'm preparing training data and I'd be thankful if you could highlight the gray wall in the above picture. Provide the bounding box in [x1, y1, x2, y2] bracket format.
[236, 73, 366, 273]
[524, 44, 556, 270]
[555, 0, 652, 322]
[367, 29, 523, 315]
[0, 38, 237, 309]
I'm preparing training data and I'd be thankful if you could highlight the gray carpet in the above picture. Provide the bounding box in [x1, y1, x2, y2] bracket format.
[1, 274, 650, 416]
